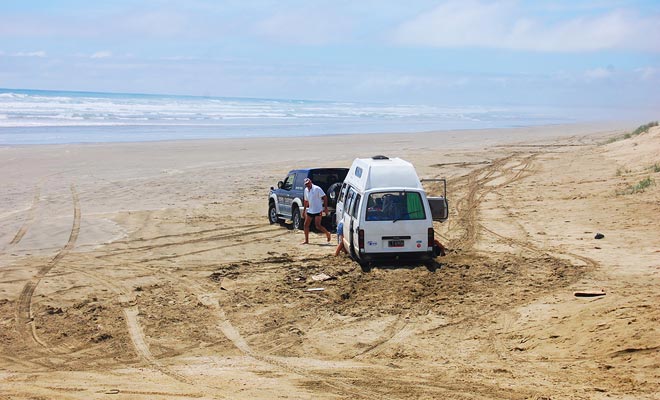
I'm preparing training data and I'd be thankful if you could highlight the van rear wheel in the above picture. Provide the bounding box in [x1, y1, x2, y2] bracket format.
[359, 260, 371, 272]
[348, 236, 357, 259]
[349, 236, 370, 271]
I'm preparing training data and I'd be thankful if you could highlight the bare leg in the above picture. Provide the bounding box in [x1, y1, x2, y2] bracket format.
[335, 236, 346, 256]
[314, 216, 331, 242]
[302, 215, 312, 244]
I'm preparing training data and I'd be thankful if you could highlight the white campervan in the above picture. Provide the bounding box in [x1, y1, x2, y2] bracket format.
[336, 155, 448, 268]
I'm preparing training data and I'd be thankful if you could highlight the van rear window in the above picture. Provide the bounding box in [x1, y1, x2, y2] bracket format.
[365, 192, 426, 221]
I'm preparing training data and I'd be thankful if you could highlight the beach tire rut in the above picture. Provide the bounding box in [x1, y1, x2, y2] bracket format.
[8, 184, 41, 247]
[15, 184, 81, 354]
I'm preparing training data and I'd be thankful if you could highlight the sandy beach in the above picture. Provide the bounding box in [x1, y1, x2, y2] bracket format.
[0, 123, 658, 399]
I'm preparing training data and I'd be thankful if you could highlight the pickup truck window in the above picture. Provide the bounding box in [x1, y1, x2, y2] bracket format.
[283, 174, 295, 191]
[311, 172, 336, 187]
[293, 173, 306, 191]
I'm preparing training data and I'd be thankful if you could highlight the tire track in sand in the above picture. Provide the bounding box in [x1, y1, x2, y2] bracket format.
[8, 185, 41, 246]
[89, 270, 203, 388]
[70, 255, 367, 398]
[15, 184, 81, 350]
[122, 307, 206, 389]
[95, 224, 283, 261]
[449, 153, 599, 366]
[183, 272, 374, 400]
[447, 154, 537, 252]
[20, 257, 209, 396]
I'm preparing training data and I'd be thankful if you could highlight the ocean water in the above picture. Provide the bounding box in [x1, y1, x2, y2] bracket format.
[0, 88, 571, 145]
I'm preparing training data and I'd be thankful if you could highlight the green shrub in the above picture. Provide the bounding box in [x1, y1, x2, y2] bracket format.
[617, 177, 654, 195]
[631, 121, 658, 136]
[634, 177, 654, 192]
[607, 121, 658, 144]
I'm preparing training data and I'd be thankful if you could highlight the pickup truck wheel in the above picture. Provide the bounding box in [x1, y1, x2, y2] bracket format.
[292, 207, 303, 230]
[268, 202, 283, 224]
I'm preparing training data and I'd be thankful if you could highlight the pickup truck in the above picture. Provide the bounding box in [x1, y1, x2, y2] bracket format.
[268, 168, 349, 230]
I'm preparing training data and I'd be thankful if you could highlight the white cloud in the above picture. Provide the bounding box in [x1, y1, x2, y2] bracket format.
[160, 56, 197, 61]
[392, 0, 660, 52]
[91, 51, 112, 59]
[584, 67, 614, 80]
[13, 51, 47, 57]
[635, 66, 658, 80]
[355, 73, 477, 95]
[254, 9, 353, 45]
[119, 11, 190, 38]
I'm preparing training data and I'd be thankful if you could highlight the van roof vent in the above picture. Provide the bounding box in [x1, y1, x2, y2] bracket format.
[372, 155, 389, 160]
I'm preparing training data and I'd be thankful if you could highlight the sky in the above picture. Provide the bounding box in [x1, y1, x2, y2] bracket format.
[1, 0, 659, 118]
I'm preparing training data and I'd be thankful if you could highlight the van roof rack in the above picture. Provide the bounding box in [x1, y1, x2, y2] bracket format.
[372, 155, 389, 160]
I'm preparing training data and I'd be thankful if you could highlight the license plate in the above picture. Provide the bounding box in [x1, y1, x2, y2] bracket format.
[388, 240, 404, 247]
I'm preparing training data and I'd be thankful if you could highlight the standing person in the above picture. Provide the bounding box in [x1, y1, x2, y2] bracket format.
[302, 178, 331, 244]
[334, 220, 347, 256]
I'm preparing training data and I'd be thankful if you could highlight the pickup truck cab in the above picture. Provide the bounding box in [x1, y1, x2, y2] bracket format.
[269, 168, 349, 230]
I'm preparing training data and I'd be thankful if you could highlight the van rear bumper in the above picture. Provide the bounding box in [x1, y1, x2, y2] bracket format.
[359, 250, 434, 263]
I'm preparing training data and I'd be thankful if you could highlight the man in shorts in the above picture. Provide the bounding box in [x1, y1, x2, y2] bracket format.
[302, 178, 332, 244]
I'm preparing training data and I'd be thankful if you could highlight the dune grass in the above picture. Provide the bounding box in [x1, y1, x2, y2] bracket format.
[617, 176, 655, 195]
[606, 121, 658, 144]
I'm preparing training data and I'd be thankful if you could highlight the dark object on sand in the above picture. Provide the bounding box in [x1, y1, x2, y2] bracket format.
[433, 239, 446, 257]
[594, 233, 604, 239]
[574, 290, 606, 297]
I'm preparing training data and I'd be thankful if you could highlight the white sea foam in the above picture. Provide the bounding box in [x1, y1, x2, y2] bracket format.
[0, 88, 571, 144]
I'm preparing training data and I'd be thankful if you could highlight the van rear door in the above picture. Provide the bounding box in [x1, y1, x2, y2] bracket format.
[361, 190, 431, 254]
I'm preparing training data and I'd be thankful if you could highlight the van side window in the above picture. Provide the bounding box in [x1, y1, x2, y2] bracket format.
[345, 187, 356, 215]
[351, 194, 361, 218]
[338, 183, 348, 203]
